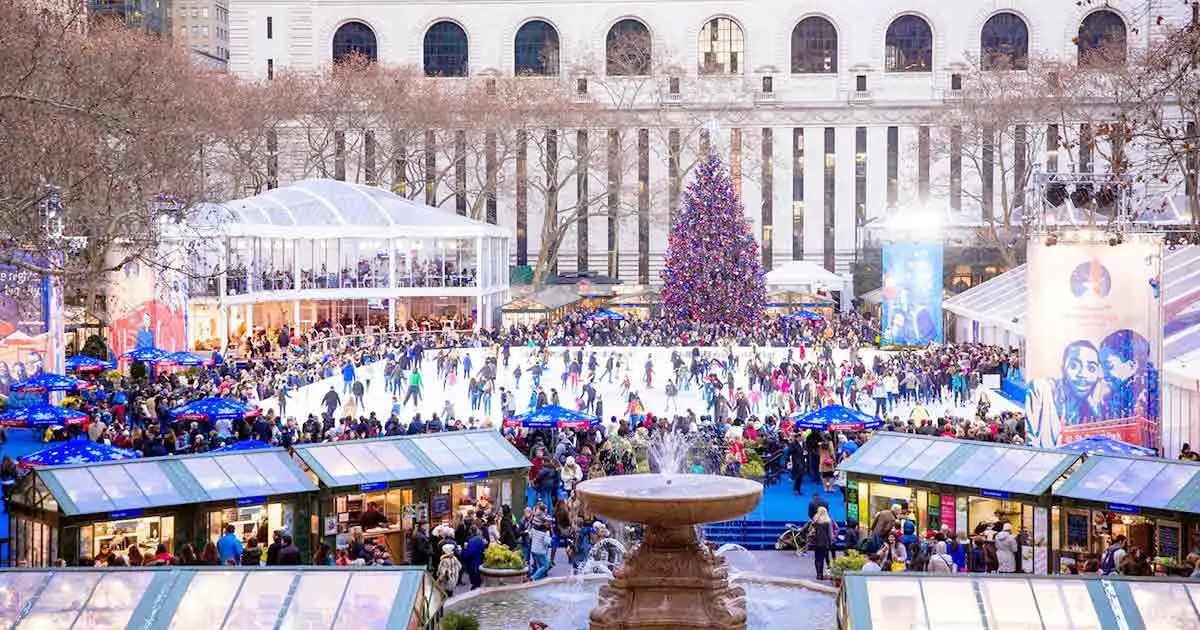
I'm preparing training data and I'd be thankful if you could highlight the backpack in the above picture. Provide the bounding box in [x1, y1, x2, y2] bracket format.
[1100, 547, 1119, 574]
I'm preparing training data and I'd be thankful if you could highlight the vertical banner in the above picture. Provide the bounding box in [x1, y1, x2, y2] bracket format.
[106, 249, 189, 358]
[881, 243, 944, 346]
[0, 256, 55, 396]
[1024, 238, 1163, 449]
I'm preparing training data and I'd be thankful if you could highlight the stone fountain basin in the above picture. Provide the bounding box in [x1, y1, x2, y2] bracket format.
[575, 474, 763, 527]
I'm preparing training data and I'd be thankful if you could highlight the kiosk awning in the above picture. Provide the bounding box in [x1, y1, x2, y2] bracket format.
[37, 448, 316, 517]
[838, 433, 1079, 496]
[293, 429, 530, 489]
[0, 566, 435, 629]
[841, 573, 1200, 629]
[1053, 454, 1200, 514]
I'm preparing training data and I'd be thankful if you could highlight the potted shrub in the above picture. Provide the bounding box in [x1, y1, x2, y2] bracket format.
[440, 612, 480, 630]
[740, 460, 766, 482]
[480, 542, 527, 586]
[830, 551, 867, 587]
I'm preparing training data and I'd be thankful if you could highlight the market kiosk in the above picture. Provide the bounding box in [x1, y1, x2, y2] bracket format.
[6, 448, 316, 567]
[838, 433, 1080, 574]
[839, 572, 1200, 628]
[1052, 454, 1200, 575]
[293, 429, 530, 563]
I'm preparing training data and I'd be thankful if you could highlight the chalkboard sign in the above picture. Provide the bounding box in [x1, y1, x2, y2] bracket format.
[846, 481, 859, 524]
[1158, 524, 1181, 560]
[431, 493, 451, 519]
[1066, 513, 1089, 550]
[927, 494, 941, 531]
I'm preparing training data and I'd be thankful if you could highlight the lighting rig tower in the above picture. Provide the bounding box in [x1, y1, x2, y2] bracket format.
[1030, 168, 1135, 245]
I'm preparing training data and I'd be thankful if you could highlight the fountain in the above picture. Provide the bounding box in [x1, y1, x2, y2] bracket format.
[574, 473, 763, 630]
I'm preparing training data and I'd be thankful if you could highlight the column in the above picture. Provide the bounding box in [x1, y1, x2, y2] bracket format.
[246, 303, 254, 340]
[292, 300, 300, 331]
[218, 306, 229, 353]
[388, 299, 396, 331]
[476, 295, 484, 330]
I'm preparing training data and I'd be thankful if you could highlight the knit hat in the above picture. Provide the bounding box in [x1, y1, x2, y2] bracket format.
[442, 543, 456, 554]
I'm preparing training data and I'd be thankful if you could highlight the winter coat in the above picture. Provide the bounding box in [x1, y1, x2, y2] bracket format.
[436, 553, 462, 592]
[995, 530, 1019, 573]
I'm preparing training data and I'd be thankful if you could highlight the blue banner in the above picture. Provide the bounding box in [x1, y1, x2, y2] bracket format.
[881, 243, 944, 346]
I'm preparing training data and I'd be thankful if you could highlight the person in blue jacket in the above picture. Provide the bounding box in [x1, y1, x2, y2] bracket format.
[461, 527, 487, 589]
[342, 362, 356, 393]
[216, 524, 244, 565]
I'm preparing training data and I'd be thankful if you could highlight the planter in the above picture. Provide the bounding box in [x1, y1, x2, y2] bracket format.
[480, 566, 528, 587]
[831, 576, 843, 588]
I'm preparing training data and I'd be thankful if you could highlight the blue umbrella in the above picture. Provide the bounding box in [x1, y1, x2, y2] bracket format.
[124, 347, 169, 362]
[784, 309, 824, 322]
[169, 397, 260, 423]
[65, 355, 111, 372]
[0, 403, 89, 428]
[505, 405, 599, 430]
[1059, 435, 1156, 457]
[791, 404, 883, 432]
[19, 439, 140, 468]
[161, 351, 206, 367]
[10, 372, 87, 394]
[210, 439, 271, 453]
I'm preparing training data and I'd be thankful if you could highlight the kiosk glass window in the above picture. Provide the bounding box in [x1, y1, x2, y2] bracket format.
[1104, 460, 1167, 504]
[415, 437, 467, 473]
[1139, 465, 1196, 508]
[1030, 581, 1102, 629]
[923, 579, 983, 629]
[252, 454, 311, 493]
[182, 458, 238, 500]
[168, 572, 243, 629]
[866, 578, 925, 628]
[337, 443, 394, 478]
[54, 468, 114, 513]
[974, 450, 1035, 489]
[850, 436, 907, 469]
[873, 439, 935, 476]
[23, 572, 101, 627]
[332, 574, 406, 630]
[897, 440, 957, 478]
[1072, 457, 1133, 499]
[81, 572, 155, 626]
[981, 580, 1044, 629]
[1005, 453, 1068, 494]
[0, 573, 50, 618]
[365, 441, 418, 476]
[1128, 582, 1200, 630]
[472, 436, 525, 469]
[309, 446, 362, 485]
[125, 462, 184, 505]
[943, 446, 1002, 487]
[224, 573, 292, 627]
[89, 466, 150, 509]
[83, 515, 175, 560]
[281, 572, 348, 628]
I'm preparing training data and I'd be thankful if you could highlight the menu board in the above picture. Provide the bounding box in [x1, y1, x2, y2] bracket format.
[941, 495, 957, 533]
[431, 493, 451, 520]
[927, 494, 941, 531]
[846, 480, 859, 524]
[1066, 512, 1090, 551]
[1158, 523, 1181, 560]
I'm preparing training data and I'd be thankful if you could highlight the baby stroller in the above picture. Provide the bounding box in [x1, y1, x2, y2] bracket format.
[775, 523, 810, 557]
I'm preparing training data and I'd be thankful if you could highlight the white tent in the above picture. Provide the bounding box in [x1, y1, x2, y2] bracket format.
[765, 260, 846, 292]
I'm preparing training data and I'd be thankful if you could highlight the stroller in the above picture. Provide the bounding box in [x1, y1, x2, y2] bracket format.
[775, 523, 810, 556]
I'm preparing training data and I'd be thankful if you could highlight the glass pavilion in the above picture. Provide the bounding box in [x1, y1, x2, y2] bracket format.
[838, 433, 1080, 574]
[7, 449, 317, 567]
[0, 566, 438, 629]
[1054, 454, 1200, 574]
[838, 572, 1200, 629]
[292, 430, 530, 562]
[181, 179, 511, 349]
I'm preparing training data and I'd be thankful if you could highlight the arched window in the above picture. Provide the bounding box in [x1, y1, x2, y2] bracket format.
[424, 21, 469, 77]
[885, 15, 933, 72]
[698, 17, 744, 75]
[514, 20, 560, 76]
[1077, 10, 1127, 67]
[980, 12, 1029, 70]
[791, 16, 838, 73]
[606, 19, 652, 76]
[332, 21, 377, 64]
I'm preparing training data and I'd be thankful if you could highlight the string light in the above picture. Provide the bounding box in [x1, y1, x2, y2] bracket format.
[660, 152, 766, 331]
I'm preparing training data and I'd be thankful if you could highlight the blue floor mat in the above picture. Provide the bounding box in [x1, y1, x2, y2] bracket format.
[743, 479, 847, 524]
[0, 429, 49, 460]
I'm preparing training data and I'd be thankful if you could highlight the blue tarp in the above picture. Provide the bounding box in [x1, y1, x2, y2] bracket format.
[124, 347, 169, 362]
[505, 404, 599, 430]
[65, 355, 111, 372]
[1059, 435, 1157, 457]
[10, 373, 86, 394]
[19, 439, 140, 467]
[0, 403, 88, 428]
[161, 351, 206, 367]
[169, 397, 259, 422]
[210, 439, 271, 453]
[783, 309, 825, 322]
[791, 404, 883, 431]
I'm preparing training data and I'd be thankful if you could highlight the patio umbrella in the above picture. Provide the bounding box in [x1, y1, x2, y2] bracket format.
[65, 355, 111, 372]
[19, 438, 140, 468]
[791, 404, 883, 432]
[1059, 435, 1156, 457]
[1, 330, 41, 348]
[0, 403, 89, 428]
[123, 347, 169, 363]
[210, 439, 271, 453]
[10, 372, 87, 394]
[504, 404, 599, 430]
[161, 351, 206, 367]
[169, 397, 260, 423]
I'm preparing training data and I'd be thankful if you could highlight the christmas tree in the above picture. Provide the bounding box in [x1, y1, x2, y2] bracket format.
[660, 152, 767, 330]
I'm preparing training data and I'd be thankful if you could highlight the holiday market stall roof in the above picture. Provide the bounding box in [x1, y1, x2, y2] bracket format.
[1053, 454, 1200, 515]
[765, 260, 846, 291]
[292, 430, 529, 489]
[0, 567, 437, 630]
[838, 433, 1079, 497]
